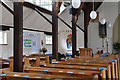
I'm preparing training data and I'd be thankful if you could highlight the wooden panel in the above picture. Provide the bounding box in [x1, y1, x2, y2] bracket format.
[79, 48, 92, 56]
[52, 2, 58, 60]
[13, 2, 23, 72]
[72, 15, 77, 57]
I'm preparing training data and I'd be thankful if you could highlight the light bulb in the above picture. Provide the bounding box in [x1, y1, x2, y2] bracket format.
[90, 11, 97, 19]
[72, 0, 81, 9]
[100, 18, 106, 25]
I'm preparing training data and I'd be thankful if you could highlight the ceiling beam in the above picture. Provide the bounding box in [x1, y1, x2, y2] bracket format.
[76, 24, 85, 32]
[56, 1, 62, 15]
[58, 16, 72, 29]
[75, 2, 84, 23]
[23, 2, 52, 15]
[0, 0, 14, 15]
[35, 8, 52, 25]
[1, 25, 52, 33]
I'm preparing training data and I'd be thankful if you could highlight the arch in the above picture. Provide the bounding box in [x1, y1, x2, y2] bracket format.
[112, 14, 120, 44]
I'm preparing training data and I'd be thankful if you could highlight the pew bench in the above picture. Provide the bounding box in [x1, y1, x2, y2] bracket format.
[24, 66, 101, 79]
[52, 61, 115, 79]
[41, 63, 110, 79]
[67, 57, 119, 79]
[1, 71, 80, 80]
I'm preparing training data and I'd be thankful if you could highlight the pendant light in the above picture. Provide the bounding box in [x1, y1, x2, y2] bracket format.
[72, 0, 81, 9]
[100, 3, 106, 25]
[90, 0, 97, 19]
[100, 18, 106, 25]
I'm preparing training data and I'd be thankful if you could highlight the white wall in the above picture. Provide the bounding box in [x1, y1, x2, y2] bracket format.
[1, 29, 13, 59]
[40, 33, 52, 54]
[1, 2, 119, 58]
[58, 28, 84, 55]
[0, 29, 52, 59]
[88, 2, 119, 54]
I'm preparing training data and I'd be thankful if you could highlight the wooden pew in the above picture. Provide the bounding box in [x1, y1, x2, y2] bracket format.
[66, 58, 117, 79]
[41, 63, 108, 79]
[0, 59, 10, 69]
[0, 61, 99, 80]
[23, 56, 49, 67]
[52, 61, 114, 79]
[24, 66, 100, 79]
[23, 58, 106, 79]
[1, 71, 79, 80]
[79, 48, 93, 57]
[70, 56, 119, 79]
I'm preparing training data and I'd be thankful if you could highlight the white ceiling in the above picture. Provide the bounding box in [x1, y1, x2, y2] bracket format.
[0, 1, 73, 33]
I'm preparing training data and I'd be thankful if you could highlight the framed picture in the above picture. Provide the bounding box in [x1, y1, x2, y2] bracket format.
[99, 23, 107, 38]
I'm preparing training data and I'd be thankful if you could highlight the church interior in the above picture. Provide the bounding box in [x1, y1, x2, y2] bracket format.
[0, 0, 120, 80]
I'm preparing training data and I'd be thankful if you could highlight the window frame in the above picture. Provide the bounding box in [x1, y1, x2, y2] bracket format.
[0, 31, 8, 45]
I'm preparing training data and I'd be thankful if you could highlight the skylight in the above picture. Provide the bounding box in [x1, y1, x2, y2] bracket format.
[24, 0, 52, 11]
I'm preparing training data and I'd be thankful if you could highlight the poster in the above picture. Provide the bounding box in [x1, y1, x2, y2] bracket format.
[23, 32, 40, 54]
[24, 38, 32, 47]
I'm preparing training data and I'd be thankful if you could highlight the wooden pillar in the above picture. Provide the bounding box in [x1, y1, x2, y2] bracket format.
[13, 2, 23, 72]
[84, 11, 89, 48]
[72, 15, 77, 58]
[52, 2, 58, 60]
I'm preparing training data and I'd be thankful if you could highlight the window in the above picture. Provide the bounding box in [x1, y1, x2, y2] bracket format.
[24, 0, 52, 11]
[46, 35, 52, 44]
[0, 31, 7, 44]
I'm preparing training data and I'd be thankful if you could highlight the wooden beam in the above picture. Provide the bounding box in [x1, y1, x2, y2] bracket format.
[75, 2, 84, 23]
[0, 25, 51, 33]
[23, 2, 52, 15]
[56, 1, 62, 15]
[0, 0, 14, 15]
[58, 16, 72, 29]
[84, 10, 90, 48]
[72, 15, 77, 58]
[94, 2, 102, 11]
[13, 2, 23, 72]
[76, 24, 85, 32]
[58, 16, 84, 33]
[35, 8, 52, 25]
[52, 2, 58, 60]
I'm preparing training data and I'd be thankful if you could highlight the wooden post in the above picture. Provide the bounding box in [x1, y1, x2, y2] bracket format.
[52, 2, 58, 60]
[117, 58, 119, 79]
[107, 65, 111, 79]
[23, 58, 31, 71]
[13, 2, 23, 72]
[115, 60, 118, 78]
[24, 58, 31, 66]
[112, 62, 115, 79]
[9, 60, 13, 71]
[101, 69, 106, 79]
[35, 57, 41, 67]
[72, 15, 77, 58]
[84, 11, 90, 48]
[45, 56, 49, 64]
